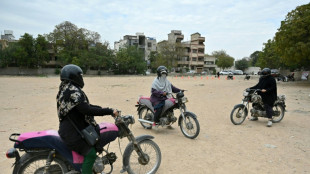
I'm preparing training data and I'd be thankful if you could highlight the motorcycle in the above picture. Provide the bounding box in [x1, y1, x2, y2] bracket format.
[244, 74, 250, 80]
[6, 113, 161, 174]
[277, 73, 295, 82]
[227, 74, 234, 80]
[230, 89, 286, 125]
[136, 91, 200, 139]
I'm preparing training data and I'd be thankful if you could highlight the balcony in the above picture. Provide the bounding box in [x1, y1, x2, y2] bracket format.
[178, 61, 190, 65]
[190, 61, 204, 66]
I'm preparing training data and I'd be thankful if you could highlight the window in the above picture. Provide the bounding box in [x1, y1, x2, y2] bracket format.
[192, 49, 197, 53]
[148, 42, 152, 47]
[192, 57, 197, 61]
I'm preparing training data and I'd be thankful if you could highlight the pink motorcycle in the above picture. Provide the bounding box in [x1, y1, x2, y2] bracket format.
[136, 91, 200, 139]
[6, 115, 161, 174]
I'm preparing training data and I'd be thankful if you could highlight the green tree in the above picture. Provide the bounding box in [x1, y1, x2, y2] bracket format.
[249, 51, 261, 66]
[275, 3, 310, 69]
[17, 33, 35, 67]
[235, 58, 249, 71]
[157, 41, 185, 70]
[149, 51, 166, 72]
[34, 34, 49, 67]
[256, 39, 281, 69]
[115, 45, 146, 74]
[0, 42, 18, 67]
[212, 50, 234, 69]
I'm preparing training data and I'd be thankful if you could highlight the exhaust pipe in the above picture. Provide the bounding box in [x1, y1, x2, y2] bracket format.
[138, 119, 154, 124]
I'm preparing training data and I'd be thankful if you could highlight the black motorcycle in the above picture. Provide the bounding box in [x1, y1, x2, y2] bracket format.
[230, 89, 286, 125]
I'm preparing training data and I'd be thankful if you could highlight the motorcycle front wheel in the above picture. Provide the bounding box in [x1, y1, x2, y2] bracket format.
[179, 112, 200, 139]
[123, 139, 161, 174]
[13, 152, 69, 174]
[230, 105, 248, 125]
[272, 104, 285, 123]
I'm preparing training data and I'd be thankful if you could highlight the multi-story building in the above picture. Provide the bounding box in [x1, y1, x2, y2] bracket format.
[1, 30, 15, 41]
[204, 56, 217, 74]
[114, 32, 157, 63]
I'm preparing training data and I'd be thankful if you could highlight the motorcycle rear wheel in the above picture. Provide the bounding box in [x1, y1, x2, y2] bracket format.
[138, 107, 154, 129]
[123, 139, 161, 174]
[230, 105, 248, 125]
[13, 152, 69, 174]
[179, 113, 200, 139]
[272, 104, 285, 123]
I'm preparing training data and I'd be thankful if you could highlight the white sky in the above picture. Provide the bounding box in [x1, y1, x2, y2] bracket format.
[0, 0, 308, 59]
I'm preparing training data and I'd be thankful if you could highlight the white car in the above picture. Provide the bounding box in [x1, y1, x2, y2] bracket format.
[219, 70, 233, 75]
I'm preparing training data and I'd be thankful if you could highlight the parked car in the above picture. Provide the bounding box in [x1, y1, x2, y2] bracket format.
[219, 70, 233, 75]
[201, 71, 207, 75]
[233, 70, 243, 75]
[187, 70, 196, 74]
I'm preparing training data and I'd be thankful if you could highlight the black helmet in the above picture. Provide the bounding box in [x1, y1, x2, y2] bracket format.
[156, 66, 168, 77]
[261, 68, 271, 77]
[60, 64, 84, 88]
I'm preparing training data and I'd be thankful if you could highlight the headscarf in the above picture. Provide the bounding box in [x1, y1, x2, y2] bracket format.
[56, 81, 90, 122]
[151, 74, 172, 96]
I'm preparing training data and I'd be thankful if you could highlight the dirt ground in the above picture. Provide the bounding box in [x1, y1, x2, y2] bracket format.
[0, 75, 309, 174]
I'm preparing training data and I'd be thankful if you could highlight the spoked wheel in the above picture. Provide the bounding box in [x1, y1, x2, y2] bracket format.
[123, 139, 161, 174]
[272, 104, 285, 123]
[13, 152, 69, 174]
[230, 105, 248, 125]
[179, 113, 200, 139]
[138, 107, 154, 129]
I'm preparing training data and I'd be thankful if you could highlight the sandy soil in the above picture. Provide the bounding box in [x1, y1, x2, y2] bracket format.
[0, 75, 309, 174]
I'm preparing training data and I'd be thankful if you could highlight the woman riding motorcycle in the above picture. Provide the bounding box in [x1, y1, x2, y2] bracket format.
[57, 64, 119, 174]
[150, 66, 183, 126]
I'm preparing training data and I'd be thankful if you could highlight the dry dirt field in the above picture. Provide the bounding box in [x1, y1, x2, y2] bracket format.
[0, 75, 309, 174]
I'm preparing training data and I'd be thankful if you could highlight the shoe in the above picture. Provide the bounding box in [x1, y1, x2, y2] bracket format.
[249, 117, 258, 121]
[152, 122, 159, 127]
[267, 120, 273, 127]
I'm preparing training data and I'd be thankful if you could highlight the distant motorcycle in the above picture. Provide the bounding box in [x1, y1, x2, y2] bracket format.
[277, 73, 295, 82]
[136, 91, 200, 139]
[6, 113, 161, 174]
[227, 74, 234, 80]
[230, 89, 286, 125]
[244, 74, 250, 80]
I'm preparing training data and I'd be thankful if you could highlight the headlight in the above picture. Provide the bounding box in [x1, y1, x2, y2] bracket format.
[243, 91, 249, 96]
[182, 97, 188, 103]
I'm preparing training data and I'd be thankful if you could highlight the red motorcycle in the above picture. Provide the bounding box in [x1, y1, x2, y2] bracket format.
[136, 91, 200, 139]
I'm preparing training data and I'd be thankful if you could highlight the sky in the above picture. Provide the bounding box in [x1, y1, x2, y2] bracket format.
[0, 0, 308, 60]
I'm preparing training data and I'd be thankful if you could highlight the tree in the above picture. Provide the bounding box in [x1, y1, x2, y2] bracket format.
[256, 39, 281, 69]
[275, 3, 310, 70]
[34, 34, 49, 67]
[115, 45, 146, 74]
[249, 51, 261, 66]
[212, 50, 234, 69]
[235, 58, 249, 71]
[156, 41, 185, 70]
[149, 51, 166, 72]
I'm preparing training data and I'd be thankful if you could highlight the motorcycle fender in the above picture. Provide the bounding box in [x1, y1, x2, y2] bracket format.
[178, 111, 197, 126]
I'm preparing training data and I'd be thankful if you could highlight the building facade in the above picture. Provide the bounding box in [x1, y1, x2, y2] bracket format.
[114, 32, 157, 63]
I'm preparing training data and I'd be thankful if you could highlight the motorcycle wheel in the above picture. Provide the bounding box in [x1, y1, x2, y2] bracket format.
[13, 152, 69, 174]
[138, 107, 154, 129]
[123, 139, 161, 174]
[272, 104, 285, 123]
[230, 105, 248, 125]
[179, 113, 200, 139]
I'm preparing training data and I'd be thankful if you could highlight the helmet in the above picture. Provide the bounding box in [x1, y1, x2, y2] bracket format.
[60, 64, 84, 88]
[156, 66, 168, 77]
[261, 68, 271, 77]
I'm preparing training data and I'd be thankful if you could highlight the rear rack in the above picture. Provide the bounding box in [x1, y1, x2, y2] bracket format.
[9, 133, 21, 143]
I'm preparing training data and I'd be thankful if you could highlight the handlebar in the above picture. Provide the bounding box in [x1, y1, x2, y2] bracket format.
[246, 88, 261, 93]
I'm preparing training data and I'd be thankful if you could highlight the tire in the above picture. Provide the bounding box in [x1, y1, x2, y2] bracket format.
[13, 152, 69, 174]
[272, 104, 285, 123]
[179, 113, 200, 139]
[230, 105, 248, 125]
[123, 139, 161, 174]
[138, 107, 154, 129]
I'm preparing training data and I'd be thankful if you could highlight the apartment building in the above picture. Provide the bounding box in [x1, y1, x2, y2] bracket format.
[114, 32, 157, 63]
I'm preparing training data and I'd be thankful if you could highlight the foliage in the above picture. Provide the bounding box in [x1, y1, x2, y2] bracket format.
[235, 58, 249, 71]
[256, 39, 282, 69]
[212, 50, 234, 69]
[249, 51, 261, 66]
[275, 3, 310, 70]
[114, 45, 146, 74]
[156, 41, 185, 71]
